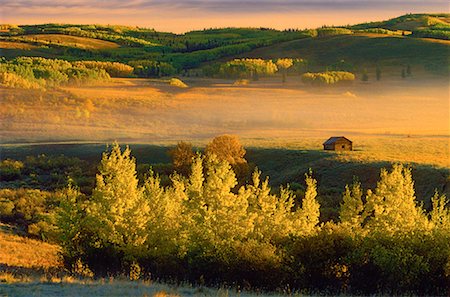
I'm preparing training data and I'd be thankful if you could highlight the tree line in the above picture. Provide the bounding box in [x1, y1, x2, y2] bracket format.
[0, 57, 134, 88]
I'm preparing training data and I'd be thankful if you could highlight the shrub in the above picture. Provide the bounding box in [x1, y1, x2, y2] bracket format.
[205, 134, 246, 165]
[0, 188, 60, 241]
[169, 78, 188, 88]
[167, 141, 195, 175]
[233, 79, 250, 86]
[302, 71, 355, 85]
[0, 199, 15, 216]
[73, 61, 134, 77]
[0, 71, 42, 89]
[0, 159, 24, 181]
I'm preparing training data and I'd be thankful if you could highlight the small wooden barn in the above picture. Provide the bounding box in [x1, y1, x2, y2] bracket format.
[323, 136, 353, 151]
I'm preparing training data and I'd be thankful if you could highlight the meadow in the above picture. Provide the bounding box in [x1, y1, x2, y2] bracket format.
[0, 13, 449, 296]
[1, 72, 449, 221]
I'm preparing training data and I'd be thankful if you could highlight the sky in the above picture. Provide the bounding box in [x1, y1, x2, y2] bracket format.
[1, 0, 448, 33]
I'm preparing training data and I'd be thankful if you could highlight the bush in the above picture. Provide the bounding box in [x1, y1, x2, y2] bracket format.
[0, 188, 60, 241]
[167, 141, 195, 175]
[302, 71, 355, 86]
[0, 71, 42, 89]
[0, 199, 15, 216]
[205, 134, 247, 165]
[169, 78, 188, 88]
[73, 61, 133, 77]
[0, 159, 24, 181]
[233, 79, 250, 86]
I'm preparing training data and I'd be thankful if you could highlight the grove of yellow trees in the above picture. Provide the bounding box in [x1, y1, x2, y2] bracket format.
[57, 144, 450, 294]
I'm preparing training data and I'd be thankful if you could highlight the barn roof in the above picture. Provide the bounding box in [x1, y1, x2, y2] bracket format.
[323, 136, 352, 145]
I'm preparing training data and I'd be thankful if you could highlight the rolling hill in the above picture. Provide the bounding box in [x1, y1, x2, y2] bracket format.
[0, 14, 449, 74]
[351, 13, 450, 32]
[234, 33, 449, 74]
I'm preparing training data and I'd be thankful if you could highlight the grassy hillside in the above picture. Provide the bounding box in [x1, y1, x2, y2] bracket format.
[0, 24, 309, 69]
[351, 13, 450, 32]
[234, 33, 449, 74]
[20, 34, 120, 50]
[0, 14, 449, 75]
[350, 13, 450, 40]
[0, 224, 61, 271]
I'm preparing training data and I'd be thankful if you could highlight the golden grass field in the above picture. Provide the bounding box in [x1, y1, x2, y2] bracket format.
[0, 224, 61, 271]
[1, 75, 448, 167]
[0, 41, 37, 50]
[20, 34, 120, 50]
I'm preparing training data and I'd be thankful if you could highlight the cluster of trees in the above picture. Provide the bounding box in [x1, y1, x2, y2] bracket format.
[218, 58, 278, 79]
[168, 135, 250, 180]
[49, 143, 450, 294]
[0, 154, 93, 193]
[355, 28, 403, 35]
[0, 154, 96, 241]
[0, 139, 449, 294]
[0, 57, 112, 88]
[0, 188, 59, 241]
[164, 34, 309, 70]
[129, 60, 176, 77]
[301, 71, 355, 85]
[17, 24, 158, 47]
[72, 61, 134, 77]
[210, 58, 307, 81]
[0, 24, 24, 35]
[316, 27, 353, 37]
[412, 28, 450, 40]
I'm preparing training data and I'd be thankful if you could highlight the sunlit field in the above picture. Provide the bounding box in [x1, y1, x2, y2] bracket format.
[1, 12, 450, 296]
[1, 75, 448, 167]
